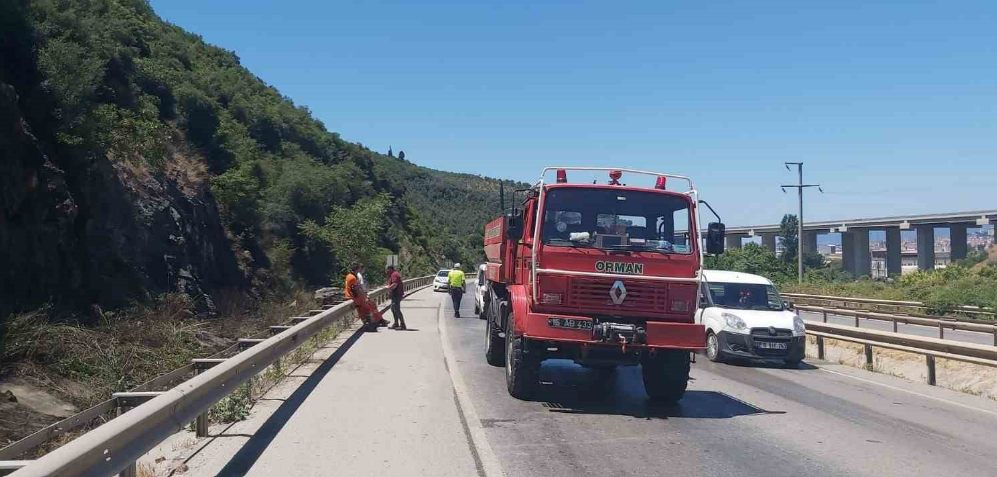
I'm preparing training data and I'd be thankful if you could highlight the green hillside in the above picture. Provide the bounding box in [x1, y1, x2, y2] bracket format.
[0, 0, 510, 318]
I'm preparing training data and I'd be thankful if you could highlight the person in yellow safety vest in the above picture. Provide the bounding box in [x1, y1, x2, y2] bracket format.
[447, 263, 466, 317]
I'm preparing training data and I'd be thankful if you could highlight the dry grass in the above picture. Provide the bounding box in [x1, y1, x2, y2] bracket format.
[0, 288, 319, 449]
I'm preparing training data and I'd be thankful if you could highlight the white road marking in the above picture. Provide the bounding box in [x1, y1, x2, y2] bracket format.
[819, 367, 997, 419]
[438, 297, 506, 477]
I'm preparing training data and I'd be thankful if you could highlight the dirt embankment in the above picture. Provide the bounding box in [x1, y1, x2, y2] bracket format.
[805, 336, 997, 400]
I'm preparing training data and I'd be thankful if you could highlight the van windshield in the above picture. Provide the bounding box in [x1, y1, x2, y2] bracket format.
[540, 187, 694, 254]
[706, 282, 784, 311]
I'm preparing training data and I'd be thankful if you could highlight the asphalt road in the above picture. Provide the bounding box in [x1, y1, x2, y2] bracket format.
[799, 310, 996, 346]
[442, 283, 997, 477]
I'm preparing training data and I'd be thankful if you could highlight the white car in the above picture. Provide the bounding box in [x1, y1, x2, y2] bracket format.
[696, 270, 806, 367]
[433, 269, 450, 292]
[473, 264, 488, 318]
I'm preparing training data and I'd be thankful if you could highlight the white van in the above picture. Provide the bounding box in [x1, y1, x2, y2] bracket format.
[697, 270, 806, 367]
[474, 264, 488, 318]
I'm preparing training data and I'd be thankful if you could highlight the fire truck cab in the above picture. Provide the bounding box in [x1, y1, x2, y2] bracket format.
[482, 167, 725, 402]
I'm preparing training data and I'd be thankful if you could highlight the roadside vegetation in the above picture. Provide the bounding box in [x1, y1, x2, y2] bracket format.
[0, 287, 318, 451]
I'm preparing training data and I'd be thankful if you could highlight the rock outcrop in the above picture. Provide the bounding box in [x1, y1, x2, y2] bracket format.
[0, 84, 247, 321]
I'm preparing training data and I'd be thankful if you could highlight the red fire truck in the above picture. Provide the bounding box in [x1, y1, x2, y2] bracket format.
[482, 167, 725, 402]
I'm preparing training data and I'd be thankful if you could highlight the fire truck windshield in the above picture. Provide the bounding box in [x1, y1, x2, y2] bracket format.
[541, 187, 694, 254]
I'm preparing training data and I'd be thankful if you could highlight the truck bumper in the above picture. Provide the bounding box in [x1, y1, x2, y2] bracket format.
[521, 311, 705, 350]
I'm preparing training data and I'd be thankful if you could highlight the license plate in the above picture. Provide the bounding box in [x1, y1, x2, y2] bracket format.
[757, 341, 788, 350]
[548, 317, 593, 331]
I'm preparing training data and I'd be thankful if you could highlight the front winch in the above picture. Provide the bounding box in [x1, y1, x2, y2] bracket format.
[592, 322, 646, 344]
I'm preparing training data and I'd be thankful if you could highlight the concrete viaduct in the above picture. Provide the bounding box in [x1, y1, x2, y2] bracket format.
[712, 210, 997, 277]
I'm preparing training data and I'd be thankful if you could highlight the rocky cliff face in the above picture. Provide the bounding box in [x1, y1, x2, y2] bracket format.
[0, 84, 246, 322]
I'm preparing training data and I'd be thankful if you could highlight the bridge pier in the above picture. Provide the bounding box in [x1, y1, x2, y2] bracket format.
[916, 225, 935, 270]
[886, 227, 902, 277]
[761, 233, 777, 254]
[803, 231, 818, 254]
[726, 234, 747, 250]
[950, 223, 968, 262]
[841, 230, 871, 278]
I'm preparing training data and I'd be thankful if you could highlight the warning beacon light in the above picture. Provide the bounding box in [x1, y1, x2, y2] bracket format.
[609, 170, 623, 185]
[556, 169, 567, 183]
[654, 176, 667, 190]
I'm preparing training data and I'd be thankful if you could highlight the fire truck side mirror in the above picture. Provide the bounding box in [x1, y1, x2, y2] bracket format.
[506, 214, 523, 240]
[706, 222, 725, 255]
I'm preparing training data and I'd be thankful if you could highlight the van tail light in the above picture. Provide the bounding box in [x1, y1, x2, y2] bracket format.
[538, 275, 568, 306]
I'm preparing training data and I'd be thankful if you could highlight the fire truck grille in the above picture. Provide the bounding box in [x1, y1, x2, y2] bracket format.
[568, 278, 668, 312]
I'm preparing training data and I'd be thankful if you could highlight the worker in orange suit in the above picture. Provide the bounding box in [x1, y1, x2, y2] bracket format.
[345, 263, 387, 331]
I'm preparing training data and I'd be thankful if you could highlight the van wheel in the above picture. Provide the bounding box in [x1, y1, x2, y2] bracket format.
[642, 350, 690, 403]
[505, 331, 539, 399]
[484, 314, 505, 366]
[474, 303, 481, 315]
[705, 331, 724, 363]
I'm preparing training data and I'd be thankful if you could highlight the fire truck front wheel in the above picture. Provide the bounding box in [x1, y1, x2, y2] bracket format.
[641, 349, 690, 403]
[505, 333, 539, 400]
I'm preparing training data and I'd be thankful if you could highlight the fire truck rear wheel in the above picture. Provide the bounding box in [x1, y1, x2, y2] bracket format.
[641, 350, 690, 403]
[484, 314, 505, 366]
[505, 333, 539, 399]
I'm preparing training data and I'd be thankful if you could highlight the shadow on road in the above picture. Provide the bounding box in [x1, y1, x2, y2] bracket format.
[209, 326, 365, 477]
[527, 361, 785, 420]
[720, 359, 820, 371]
[543, 390, 783, 419]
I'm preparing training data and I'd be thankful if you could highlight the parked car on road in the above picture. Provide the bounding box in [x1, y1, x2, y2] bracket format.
[433, 269, 450, 292]
[697, 270, 806, 367]
[474, 264, 488, 318]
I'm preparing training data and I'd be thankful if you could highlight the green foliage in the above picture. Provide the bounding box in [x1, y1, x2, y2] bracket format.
[783, 260, 997, 318]
[779, 214, 799, 264]
[299, 193, 391, 275]
[706, 243, 796, 282]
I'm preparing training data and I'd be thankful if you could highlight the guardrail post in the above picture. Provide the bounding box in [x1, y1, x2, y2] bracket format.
[926, 355, 936, 385]
[892, 318, 898, 333]
[116, 405, 137, 477]
[817, 336, 825, 360]
[938, 323, 944, 339]
[864, 344, 873, 369]
[822, 310, 828, 323]
[195, 368, 209, 438]
[855, 315, 860, 328]
[993, 329, 997, 347]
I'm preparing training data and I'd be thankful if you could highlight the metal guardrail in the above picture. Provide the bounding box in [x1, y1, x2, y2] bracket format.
[3, 276, 432, 477]
[795, 304, 997, 345]
[806, 320, 997, 386]
[784, 292, 995, 320]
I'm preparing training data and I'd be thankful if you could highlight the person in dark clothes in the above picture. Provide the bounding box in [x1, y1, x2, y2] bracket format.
[386, 265, 406, 330]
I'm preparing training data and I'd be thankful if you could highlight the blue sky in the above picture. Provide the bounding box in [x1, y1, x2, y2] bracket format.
[151, 1, 996, 226]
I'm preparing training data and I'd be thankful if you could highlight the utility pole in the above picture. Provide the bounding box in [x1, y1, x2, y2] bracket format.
[782, 163, 822, 283]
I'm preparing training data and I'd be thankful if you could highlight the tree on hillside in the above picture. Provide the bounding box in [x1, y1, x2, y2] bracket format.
[388, 146, 393, 157]
[398, 150, 405, 161]
[299, 193, 391, 275]
[780, 214, 799, 264]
